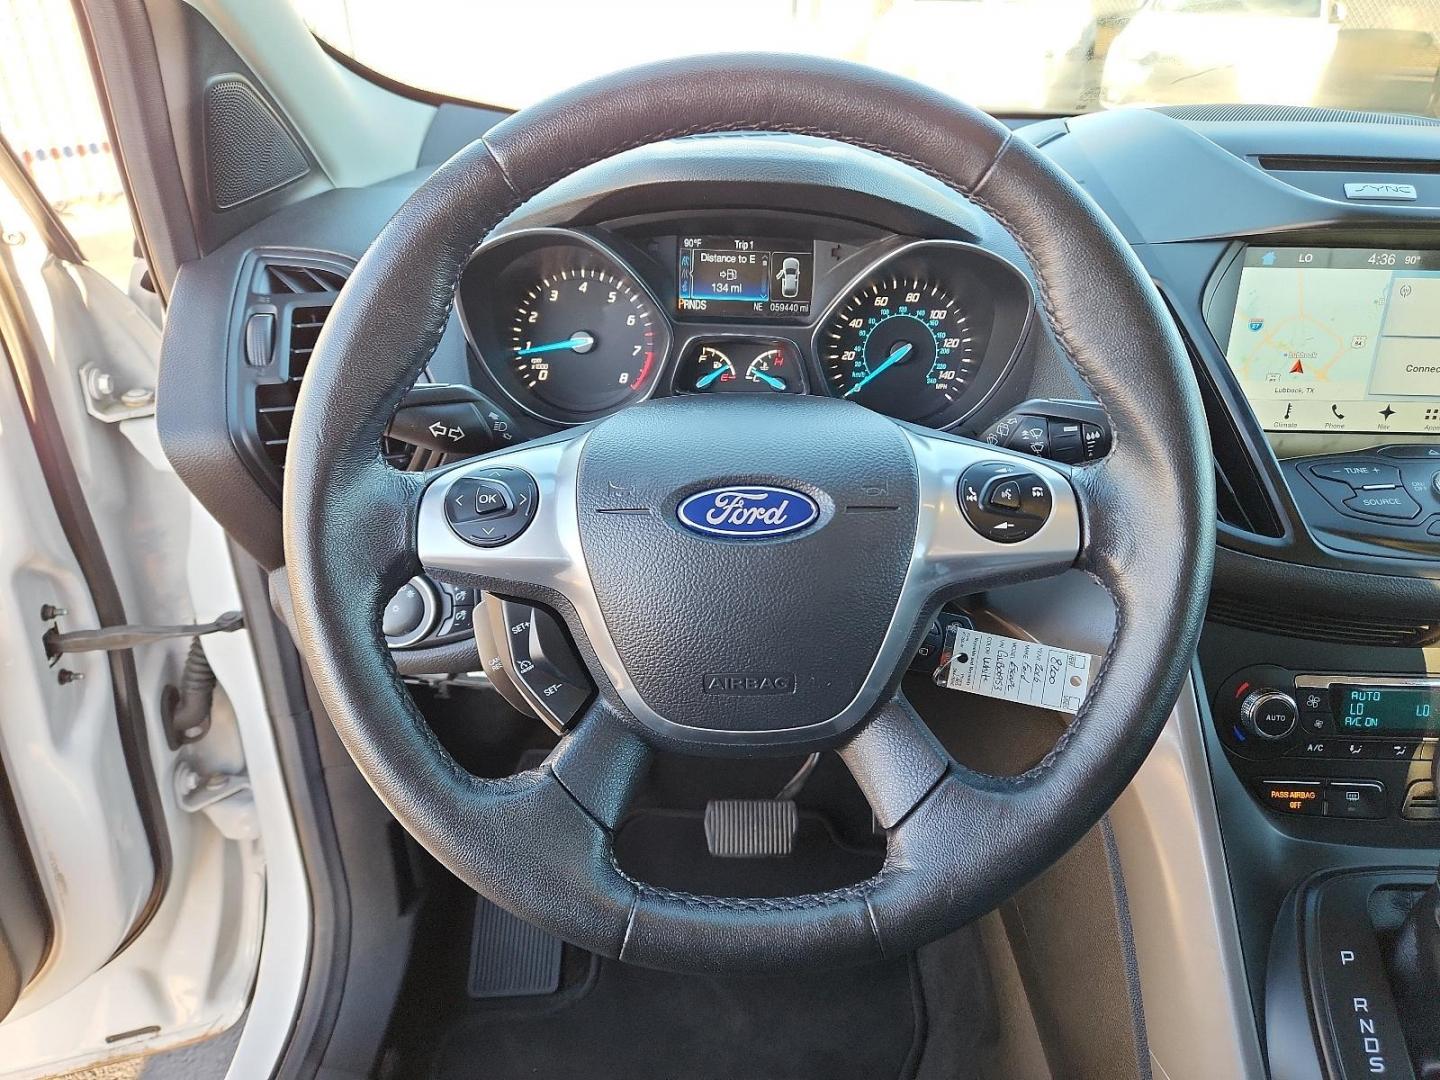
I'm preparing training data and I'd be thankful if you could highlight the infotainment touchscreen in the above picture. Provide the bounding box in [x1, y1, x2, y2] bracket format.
[1224, 246, 1440, 436]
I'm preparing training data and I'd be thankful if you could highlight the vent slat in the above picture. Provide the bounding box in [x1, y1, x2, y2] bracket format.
[250, 267, 348, 475]
[251, 268, 420, 476]
[1208, 594, 1437, 647]
[261, 263, 347, 296]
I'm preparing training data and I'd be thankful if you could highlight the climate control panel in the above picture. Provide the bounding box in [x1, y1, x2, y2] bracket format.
[1214, 666, 1440, 825]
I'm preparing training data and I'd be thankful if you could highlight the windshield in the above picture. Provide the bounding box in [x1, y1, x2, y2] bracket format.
[298, 0, 1440, 117]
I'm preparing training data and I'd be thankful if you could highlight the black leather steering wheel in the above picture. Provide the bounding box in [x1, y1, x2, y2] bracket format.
[283, 55, 1214, 973]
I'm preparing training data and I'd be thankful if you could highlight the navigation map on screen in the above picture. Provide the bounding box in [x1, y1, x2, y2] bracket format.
[1225, 247, 1440, 435]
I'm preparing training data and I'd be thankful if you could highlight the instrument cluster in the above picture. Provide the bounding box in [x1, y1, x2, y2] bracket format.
[456, 223, 1034, 431]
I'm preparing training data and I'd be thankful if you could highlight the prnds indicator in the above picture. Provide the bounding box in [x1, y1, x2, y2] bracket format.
[676, 237, 813, 318]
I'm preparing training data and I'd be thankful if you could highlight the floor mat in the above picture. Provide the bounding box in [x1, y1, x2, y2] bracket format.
[429, 950, 924, 1080]
[400, 807, 916, 1080]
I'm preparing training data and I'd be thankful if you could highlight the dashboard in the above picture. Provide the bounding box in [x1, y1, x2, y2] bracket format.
[455, 221, 1031, 431]
[149, 93, 1440, 1080]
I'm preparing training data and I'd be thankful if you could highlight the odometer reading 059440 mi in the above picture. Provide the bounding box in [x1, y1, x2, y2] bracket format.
[819, 275, 976, 425]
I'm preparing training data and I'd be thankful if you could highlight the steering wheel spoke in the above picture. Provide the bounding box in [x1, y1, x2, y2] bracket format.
[547, 698, 654, 830]
[417, 431, 589, 594]
[838, 695, 951, 829]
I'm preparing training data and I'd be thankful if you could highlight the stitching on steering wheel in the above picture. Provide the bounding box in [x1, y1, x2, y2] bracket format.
[606, 846, 884, 912]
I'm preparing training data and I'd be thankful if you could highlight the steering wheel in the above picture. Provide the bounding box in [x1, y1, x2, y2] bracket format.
[283, 55, 1214, 973]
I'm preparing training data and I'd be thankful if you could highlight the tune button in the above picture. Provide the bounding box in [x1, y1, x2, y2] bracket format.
[1240, 689, 1299, 741]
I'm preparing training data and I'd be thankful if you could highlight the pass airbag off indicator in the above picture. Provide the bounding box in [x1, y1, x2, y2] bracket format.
[1258, 780, 1324, 816]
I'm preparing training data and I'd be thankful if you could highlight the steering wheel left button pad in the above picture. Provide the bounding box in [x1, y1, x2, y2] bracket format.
[445, 467, 539, 546]
[483, 596, 593, 733]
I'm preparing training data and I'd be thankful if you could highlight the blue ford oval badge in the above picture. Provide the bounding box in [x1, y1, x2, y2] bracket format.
[677, 486, 819, 539]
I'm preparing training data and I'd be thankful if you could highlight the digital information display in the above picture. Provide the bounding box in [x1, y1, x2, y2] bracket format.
[1225, 247, 1440, 435]
[1333, 684, 1440, 736]
[676, 237, 814, 319]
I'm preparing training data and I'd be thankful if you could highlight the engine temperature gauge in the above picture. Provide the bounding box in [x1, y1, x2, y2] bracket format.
[682, 341, 802, 395]
[745, 348, 790, 392]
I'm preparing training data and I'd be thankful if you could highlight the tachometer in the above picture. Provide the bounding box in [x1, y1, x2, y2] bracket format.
[819, 276, 975, 424]
[510, 266, 658, 414]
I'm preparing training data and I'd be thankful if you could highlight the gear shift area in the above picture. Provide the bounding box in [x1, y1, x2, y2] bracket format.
[1266, 754, 1440, 1080]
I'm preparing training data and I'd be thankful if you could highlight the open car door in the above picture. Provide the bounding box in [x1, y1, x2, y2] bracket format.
[0, 10, 290, 1073]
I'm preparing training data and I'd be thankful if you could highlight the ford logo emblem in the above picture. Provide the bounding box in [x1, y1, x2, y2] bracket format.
[676, 485, 819, 539]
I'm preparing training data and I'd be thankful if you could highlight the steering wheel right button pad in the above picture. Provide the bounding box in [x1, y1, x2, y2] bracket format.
[958, 461, 1054, 543]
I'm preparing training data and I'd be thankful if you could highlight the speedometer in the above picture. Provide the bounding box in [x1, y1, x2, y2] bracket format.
[819, 275, 976, 424]
[510, 266, 659, 414]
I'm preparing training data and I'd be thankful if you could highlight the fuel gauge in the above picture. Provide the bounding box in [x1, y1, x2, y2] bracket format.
[692, 346, 737, 391]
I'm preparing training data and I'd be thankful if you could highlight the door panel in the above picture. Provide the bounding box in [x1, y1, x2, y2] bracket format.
[0, 763, 47, 1023]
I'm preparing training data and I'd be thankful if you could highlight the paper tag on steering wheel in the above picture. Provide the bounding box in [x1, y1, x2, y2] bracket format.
[935, 624, 1093, 714]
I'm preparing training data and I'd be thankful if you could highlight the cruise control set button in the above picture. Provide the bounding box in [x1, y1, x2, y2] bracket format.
[443, 467, 539, 547]
[959, 462, 1053, 544]
[489, 598, 592, 732]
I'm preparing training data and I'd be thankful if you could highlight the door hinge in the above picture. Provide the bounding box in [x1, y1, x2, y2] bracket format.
[79, 363, 155, 423]
[174, 763, 257, 841]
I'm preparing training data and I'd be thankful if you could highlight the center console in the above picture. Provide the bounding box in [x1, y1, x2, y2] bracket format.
[1200, 242, 1440, 1080]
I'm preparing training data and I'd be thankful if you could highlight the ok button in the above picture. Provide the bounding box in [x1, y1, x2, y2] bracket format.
[473, 479, 515, 518]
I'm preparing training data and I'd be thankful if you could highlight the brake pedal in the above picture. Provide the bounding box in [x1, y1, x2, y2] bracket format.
[704, 799, 798, 858]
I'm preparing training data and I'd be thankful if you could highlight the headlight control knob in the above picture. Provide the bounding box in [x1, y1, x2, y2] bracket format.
[1239, 689, 1299, 741]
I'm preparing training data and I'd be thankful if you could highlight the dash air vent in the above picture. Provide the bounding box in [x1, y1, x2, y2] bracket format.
[1207, 595, 1438, 648]
[242, 253, 418, 492]
[253, 301, 336, 474]
[249, 256, 347, 477]
[259, 263, 348, 295]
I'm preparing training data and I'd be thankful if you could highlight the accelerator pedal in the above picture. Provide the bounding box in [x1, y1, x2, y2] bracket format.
[704, 799, 799, 858]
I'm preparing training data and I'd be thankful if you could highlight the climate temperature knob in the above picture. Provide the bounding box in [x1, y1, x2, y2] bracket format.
[1239, 689, 1299, 741]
